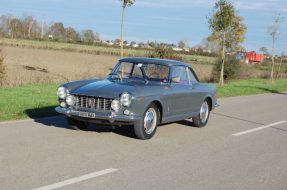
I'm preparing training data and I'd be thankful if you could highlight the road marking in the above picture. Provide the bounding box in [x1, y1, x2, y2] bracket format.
[232, 121, 287, 136]
[33, 168, 118, 190]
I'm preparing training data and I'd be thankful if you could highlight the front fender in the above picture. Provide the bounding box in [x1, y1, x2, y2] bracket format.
[129, 95, 164, 117]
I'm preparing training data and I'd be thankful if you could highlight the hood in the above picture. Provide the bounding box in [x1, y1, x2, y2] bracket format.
[71, 79, 145, 98]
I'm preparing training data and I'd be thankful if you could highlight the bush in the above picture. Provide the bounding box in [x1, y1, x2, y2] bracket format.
[0, 49, 5, 85]
[147, 45, 183, 61]
[211, 56, 242, 82]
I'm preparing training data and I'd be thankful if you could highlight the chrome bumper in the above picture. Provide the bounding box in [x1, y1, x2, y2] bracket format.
[55, 106, 141, 124]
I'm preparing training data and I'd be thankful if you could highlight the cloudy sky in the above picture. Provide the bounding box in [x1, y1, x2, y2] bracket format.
[1, 0, 286, 54]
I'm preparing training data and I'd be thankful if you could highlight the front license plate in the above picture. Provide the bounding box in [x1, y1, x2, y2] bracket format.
[79, 112, 96, 118]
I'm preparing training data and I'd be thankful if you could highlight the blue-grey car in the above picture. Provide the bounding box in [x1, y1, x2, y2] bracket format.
[55, 57, 218, 139]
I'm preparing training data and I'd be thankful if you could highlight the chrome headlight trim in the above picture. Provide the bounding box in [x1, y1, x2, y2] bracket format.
[120, 92, 132, 107]
[57, 86, 69, 99]
[66, 95, 75, 106]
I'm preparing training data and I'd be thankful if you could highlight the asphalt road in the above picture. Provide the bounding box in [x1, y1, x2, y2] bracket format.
[1, 93, 287, 190]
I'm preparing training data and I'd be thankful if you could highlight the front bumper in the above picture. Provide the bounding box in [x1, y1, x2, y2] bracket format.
[55, 106, 141, 125]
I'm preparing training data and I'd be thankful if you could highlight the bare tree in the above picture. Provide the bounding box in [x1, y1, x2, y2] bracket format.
[259, 46, 269, 55]
[276, 52, 285, 79]
[268, 14, 283, 83]
[10, 18, 22, 39]
[120, 0, 135, 58]
[178, 39, 189, 49]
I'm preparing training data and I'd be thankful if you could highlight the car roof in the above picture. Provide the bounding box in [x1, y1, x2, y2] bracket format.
[119, 57, 189, 67]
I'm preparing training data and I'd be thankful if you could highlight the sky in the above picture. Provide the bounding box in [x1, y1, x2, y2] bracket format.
[0, 0, 286, 54]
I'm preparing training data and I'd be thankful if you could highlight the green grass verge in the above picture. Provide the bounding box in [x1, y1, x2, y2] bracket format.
[216, 79, 287, 98]
[0, 79, 286, 121]
[0, 83, 59, 121]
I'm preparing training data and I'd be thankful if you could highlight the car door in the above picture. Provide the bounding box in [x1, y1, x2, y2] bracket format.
[164, 66, 192, 117]
[186, 67, 203, 113]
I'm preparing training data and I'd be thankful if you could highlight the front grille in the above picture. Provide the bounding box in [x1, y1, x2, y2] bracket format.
[74, 95, 113, 111]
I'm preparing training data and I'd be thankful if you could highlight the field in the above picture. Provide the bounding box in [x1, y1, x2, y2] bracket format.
[0, 45, 213, 86]
[0, 38, 216, 63]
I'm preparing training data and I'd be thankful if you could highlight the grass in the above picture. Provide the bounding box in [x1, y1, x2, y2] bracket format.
[0, 83, 59, 121]
[1, 79, 287, 121]
[217, 79, 287, 98]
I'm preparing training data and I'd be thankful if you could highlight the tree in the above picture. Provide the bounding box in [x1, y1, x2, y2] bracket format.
[22, 16, 35, 38]
[259, 46, 269, 55]
[82, 29, 95, 44]
[208, 0, 238, 87]
[119, 0, 135, 58]
[268, 14, 283, 83]
[0, 49, 5, 86]
[65, 27, 78, 42]
[178, 39, 189, 49]
[276, 51, 285, 79]
[199, 37, 221, 55]
[50, 22, 65, 41]
[10, 18, 22, 39]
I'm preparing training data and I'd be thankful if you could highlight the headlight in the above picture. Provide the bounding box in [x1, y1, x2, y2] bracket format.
[120, 92, 132, 107]
[66, 95, 75, 106]
[111, 100, 120, 112]
[57, 87, 68, 99]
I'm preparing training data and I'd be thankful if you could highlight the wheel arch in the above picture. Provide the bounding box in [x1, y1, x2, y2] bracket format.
[204, 96, 212, 111]
[150, 100, 163, 123]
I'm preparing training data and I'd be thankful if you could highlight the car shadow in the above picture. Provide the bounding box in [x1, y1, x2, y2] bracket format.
[25, 106, 59, 119]
[230, 85, 287, 96]
[25, 107, 197, 139]
[26, 107, 137, 138]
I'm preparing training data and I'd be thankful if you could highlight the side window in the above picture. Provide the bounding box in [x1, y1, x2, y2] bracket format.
[132, 64, 143, 78]
[117, 62, 133, 78]
[187, 68, 198, 83]
[171, 66, 189, 85]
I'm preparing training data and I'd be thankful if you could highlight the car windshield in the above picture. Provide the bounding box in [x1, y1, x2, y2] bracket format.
[110, 62, 170, 83]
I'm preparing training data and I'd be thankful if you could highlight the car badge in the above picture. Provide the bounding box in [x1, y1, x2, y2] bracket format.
[88, 98, 96, 108]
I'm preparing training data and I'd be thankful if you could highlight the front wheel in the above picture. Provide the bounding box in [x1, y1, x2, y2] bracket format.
[134, 103, 160, 140]
[67, 117, 88, 130]
[192, 100, 210, 128]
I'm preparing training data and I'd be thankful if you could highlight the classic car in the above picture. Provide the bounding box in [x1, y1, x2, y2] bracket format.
[55, 57, 218, 140]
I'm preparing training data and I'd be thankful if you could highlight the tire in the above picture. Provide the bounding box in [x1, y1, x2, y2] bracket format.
[192, 100, 210, 128]
[134, 103, 160, 140]
[67, 117, 88, 130]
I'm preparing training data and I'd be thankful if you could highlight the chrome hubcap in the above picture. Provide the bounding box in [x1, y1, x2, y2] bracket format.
[144, 108, 157, 134]
[200, 101, 209, 123]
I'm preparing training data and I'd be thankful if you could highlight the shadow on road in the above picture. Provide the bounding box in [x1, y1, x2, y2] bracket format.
[25, 106, 197, 139]
[232, 85, 287, 96]
[25, 106, 59, 119]
[26, 107, 136, 138]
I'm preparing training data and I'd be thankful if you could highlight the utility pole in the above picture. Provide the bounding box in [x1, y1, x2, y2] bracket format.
[41, 20, 44, 40]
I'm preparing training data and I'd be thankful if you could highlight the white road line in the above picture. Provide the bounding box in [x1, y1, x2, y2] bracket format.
[232, 121, 287, 136]
[33, 168, 118, 190]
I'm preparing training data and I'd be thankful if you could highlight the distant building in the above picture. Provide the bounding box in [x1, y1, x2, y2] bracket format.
[172, 47, 183, 52]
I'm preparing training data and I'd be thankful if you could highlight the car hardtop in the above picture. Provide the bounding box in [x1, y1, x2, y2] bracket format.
[119, 57, 190, 67]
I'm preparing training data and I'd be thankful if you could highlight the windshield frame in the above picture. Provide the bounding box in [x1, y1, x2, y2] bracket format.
[109, 61, 171, 83]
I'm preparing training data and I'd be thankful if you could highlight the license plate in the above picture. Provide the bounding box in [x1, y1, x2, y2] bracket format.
[79, 112, 96, 118]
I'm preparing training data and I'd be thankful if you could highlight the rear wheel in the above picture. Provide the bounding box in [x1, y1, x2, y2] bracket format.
[67, 117, 88, 130]
[134, 103, 159, 140]
[192, 100, 210, 128]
